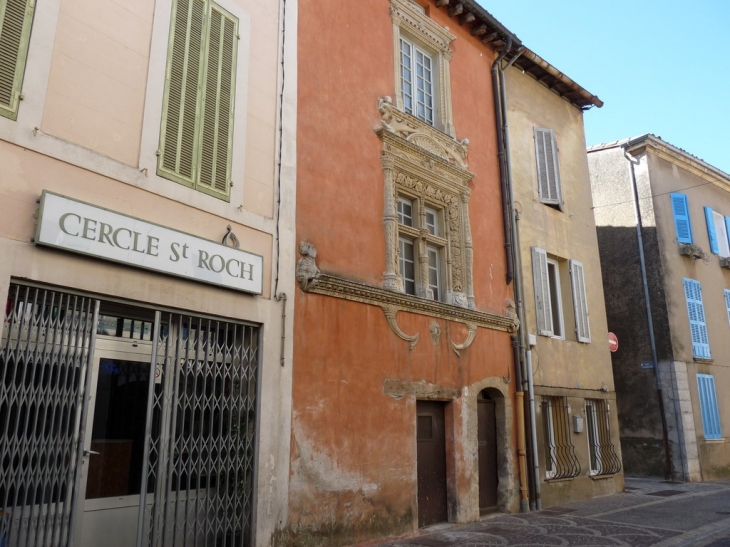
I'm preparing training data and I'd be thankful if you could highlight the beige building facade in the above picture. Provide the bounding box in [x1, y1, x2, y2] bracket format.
[0, 0, 297, 545]
[503, 63, 624, 507]
[590, 136, 730, 482]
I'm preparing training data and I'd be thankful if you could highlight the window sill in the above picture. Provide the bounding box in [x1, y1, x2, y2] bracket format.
[589, 473, 618, 481]
[703, 438, 726, 443]
[544, 476, 576, 483]
[694, 358, 714, 364]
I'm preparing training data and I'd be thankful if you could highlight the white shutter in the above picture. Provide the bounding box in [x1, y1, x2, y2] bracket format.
[725, 289, 730, 325]
[532, 247, 553, 336]
[684, 278, 710, 359]
[534, 128, 562, 206]
[570, 259, 591, 343]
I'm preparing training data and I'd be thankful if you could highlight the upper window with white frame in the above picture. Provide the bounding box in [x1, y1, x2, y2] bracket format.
[397, 195, 446, 302]
[534, 127, 562, 209]
[390, 0, 455, 136]
[532, 248, 591, 343]
[0, 0, 35, 121]
[157, 0, 239, 201]
[703, 206, 730, 258]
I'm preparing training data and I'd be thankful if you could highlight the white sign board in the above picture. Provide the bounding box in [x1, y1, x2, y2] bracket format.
[35, 191, 263, 294]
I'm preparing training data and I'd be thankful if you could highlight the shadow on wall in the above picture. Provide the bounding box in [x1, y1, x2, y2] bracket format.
[595, 225, 672, 478]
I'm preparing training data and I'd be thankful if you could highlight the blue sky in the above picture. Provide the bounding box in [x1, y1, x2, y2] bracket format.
[480, 0, 730, 174]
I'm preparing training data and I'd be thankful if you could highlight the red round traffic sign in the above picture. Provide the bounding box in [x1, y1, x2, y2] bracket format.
[608, 332, 618, 353]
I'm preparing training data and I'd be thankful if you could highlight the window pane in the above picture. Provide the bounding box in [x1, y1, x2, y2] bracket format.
[547, 262, 562, 337]
[398, 198, 413, 226]
[425, 208, 439, 236]
[400, 239, 416, 295]
[427, 246, 440, 301]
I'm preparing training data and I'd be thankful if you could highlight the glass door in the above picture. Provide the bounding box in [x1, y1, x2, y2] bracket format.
[77, 338, 154, 547]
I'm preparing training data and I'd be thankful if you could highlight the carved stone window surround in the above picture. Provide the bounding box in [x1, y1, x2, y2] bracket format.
[391, 0, 456, 136]
[378, 98, 475, 310]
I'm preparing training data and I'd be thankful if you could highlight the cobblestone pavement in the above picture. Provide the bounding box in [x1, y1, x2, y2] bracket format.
[372, 478, 730, 547]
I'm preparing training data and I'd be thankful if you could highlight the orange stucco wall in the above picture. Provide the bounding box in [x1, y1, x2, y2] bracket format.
[288, 1, 515, 545]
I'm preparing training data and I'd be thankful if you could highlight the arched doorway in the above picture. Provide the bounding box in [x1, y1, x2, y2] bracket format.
[477, 390, 498, 514]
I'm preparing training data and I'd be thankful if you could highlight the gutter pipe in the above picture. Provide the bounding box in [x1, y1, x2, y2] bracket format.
[499, 47, 542, 510]
[622, 146, 676, 479]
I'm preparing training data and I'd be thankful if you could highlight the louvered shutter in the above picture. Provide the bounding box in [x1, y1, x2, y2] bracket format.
[725, 289, 730, 325]
[534, 128, 562, 206]
[670, 193, 693, 244]
[197, 2, 237, 198]
[0, 0, 35, 121]
[697, 374, 722, 439]
[683, 278, 710, 359]
[704, 206, 719, 254]
[158, 0, 206, 187]
[532, 247, 553, 336]
[570, 259, 591, 343]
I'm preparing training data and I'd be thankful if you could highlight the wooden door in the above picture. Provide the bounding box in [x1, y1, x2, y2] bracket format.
[416, 401, 448, 527]
[478, 396, 498, 513]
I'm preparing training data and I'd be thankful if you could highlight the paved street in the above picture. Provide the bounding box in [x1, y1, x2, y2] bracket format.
[372, 478, 730, 547]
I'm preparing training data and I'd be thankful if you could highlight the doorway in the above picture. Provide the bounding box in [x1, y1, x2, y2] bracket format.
[477, 390, 498, 513]
[416, 400, 447, 527]
[0, 283, 260, 547]
[77, 338, 154, 547]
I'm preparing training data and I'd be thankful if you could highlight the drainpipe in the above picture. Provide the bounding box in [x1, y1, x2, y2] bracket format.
[497, 49, 542, 510]
[492, 39, 514, 286]
[622, 147, 676, 480]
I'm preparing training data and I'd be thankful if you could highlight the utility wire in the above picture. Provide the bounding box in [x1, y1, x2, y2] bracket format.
[592, 179, 716, 210]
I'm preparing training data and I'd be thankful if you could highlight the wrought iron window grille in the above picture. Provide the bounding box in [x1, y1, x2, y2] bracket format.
[542, 396, 580, 480]
[585, 399, 622, 477]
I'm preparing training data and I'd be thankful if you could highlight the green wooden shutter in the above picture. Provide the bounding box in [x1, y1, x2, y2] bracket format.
[158, 0, 206, 187]
[197, 2, 237, 199]
[0, 0, 35, 121]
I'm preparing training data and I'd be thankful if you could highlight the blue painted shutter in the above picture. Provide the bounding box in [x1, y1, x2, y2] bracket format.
[705, 206, 719, 254]
[725, 289, 730, 325]
[670, 193, 692, 244]
[697, 374, 722, 439]
[683, 278, 710, 359]
[724, 217, 730, 254]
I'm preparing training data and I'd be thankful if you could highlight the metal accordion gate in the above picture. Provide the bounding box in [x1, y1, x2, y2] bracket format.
[1, 283, 260, 547]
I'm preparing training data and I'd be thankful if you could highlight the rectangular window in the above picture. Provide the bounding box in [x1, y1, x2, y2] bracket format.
[157, 0, 238, 200]
[683, 278, 710, 359]
[534, 127, 562, 207]
[427, 245, 441, 302]
[670, 193, 693, 244]
[399, 237, 416, 295]
[542, 396, 580, 479]
[400, 36, 434, 126]
[425, 207, 439, 236]
[398, 197, 414, 226]
[585, 399, 621, 476]
[569, 260, 591, 343]
[546, 259, 564, 338]
[0, 0, 35, 120]
[697, 374, 722, 440]
[705, 206, 723, 255]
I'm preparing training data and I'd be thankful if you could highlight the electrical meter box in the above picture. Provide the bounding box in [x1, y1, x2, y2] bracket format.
[573, 414, 584, 433]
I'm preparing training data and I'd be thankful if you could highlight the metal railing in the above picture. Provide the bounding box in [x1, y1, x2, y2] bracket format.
[0, 284, 98, 547]
[542, 396, 580, 480]
[585, 399, 622, 477]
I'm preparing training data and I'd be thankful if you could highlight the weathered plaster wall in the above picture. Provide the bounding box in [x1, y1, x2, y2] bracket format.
[505, 68, 624, 502]
[289, 0, 516, 544]
[589, 147, 672, 477]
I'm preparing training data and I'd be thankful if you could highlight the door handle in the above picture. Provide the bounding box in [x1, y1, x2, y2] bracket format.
[84, 449, 100, 457]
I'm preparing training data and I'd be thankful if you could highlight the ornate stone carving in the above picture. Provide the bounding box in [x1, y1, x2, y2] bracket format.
[382, 305, 419, 350]
[301, 272, 517, 333]
[378, 97, 469, 169]
[505, 299, 520, 330]
[295, 242, 320, 291]
[378, 101, 475, 309]
[429, 321, 441, 346]
[389, 0, 456, 136]
[450, 322, 477, 357]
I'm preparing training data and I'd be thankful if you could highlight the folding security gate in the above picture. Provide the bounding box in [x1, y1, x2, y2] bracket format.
[0, 283, 260, 547]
